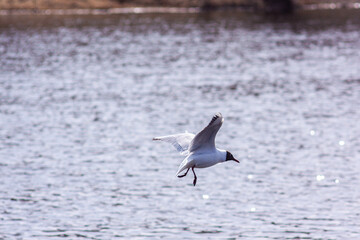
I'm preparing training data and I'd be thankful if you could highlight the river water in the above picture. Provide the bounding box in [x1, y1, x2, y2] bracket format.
[0, 9, 359, 239]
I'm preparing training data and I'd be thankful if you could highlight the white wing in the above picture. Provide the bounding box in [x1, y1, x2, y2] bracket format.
[188, 113, 224, 152]
[153, 132, 195, 155]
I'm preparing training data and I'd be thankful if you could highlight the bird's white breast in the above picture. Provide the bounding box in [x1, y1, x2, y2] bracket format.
[192, 149, 226, 168]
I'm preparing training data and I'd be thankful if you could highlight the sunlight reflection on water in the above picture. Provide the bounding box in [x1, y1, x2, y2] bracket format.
[0, 8, 360, 240]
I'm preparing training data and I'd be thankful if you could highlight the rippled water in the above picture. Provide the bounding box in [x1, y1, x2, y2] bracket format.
[1, 9, 360, 239]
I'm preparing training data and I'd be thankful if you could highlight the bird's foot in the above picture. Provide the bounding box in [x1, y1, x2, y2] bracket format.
[177, 168, 190, 178]
[193, 177, 197, 186]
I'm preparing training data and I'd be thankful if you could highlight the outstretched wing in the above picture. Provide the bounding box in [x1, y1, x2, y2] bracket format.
[188, 113, 224, 152]
[153, 132, 195, 155]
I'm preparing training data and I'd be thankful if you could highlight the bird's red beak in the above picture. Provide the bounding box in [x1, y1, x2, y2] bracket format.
[232, 158, 240, 163]
[227, 156, 239, 163]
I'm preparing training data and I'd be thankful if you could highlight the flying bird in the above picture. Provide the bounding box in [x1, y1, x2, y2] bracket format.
[153, 113, 239, 186]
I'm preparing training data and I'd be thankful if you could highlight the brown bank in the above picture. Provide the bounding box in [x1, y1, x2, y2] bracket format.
[0, 0, 359, 13]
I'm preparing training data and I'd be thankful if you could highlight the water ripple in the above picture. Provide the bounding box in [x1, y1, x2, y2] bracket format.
[1, 9, 360, 239]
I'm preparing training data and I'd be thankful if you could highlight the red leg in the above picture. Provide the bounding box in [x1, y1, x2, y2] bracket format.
[192, 167, 197, 186]
[177, 168, 190, 178]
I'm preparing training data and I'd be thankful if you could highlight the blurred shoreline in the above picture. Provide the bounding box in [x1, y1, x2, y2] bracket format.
[0, 7, 201, 16]
[0, 1, 360, 15]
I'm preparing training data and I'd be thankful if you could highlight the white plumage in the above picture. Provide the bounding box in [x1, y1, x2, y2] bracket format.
[153, 113, 239, 186]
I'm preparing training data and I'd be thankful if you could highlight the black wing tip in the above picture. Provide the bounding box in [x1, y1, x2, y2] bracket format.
[209, 112, 222, 125]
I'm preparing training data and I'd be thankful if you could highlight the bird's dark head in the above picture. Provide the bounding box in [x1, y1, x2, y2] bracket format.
[226, 151, 239, 163]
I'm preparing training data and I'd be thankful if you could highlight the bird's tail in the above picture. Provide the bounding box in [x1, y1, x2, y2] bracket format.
[176, 157, 192, 176]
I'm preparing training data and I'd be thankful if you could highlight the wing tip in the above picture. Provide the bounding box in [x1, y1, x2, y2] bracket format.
[209, 112, 223, 126]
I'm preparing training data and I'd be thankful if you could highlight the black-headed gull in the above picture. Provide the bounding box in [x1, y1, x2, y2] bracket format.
[153, 113, 239, 186]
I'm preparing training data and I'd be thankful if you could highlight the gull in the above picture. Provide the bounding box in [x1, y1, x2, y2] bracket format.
[153, 113, 239, 186]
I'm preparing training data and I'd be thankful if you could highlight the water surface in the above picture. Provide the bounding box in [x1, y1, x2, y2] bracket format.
[0, 9, 360, 239]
